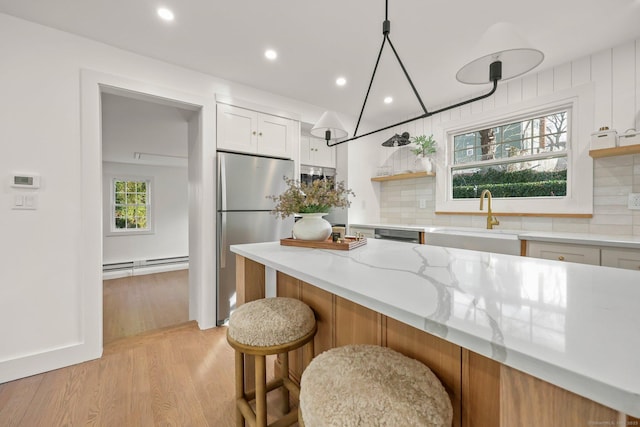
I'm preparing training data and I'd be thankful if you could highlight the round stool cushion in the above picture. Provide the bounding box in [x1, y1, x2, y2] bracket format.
[228, 297, 315, 347]
[299, 345, 452, 427]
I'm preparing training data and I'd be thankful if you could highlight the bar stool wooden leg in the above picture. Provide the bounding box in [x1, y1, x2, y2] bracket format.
[255, 354, 267, 427]
[280, 352, 290, 415]
[234, 350, 245, 427]
[303, 339, 315, 368]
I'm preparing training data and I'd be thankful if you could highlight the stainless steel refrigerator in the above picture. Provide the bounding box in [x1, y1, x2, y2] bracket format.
[216, 151, 294, 325]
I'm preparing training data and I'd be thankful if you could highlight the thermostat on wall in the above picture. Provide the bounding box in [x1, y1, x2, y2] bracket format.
[10, 174, 40, 189]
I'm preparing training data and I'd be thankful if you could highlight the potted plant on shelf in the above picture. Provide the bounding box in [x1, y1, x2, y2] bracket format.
[410, 134, 437, 173]
[268, 177, 355, 241]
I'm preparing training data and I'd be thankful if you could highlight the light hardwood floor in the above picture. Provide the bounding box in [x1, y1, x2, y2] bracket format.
[0, 271, 292, 426]
[103, 270, 190, 344]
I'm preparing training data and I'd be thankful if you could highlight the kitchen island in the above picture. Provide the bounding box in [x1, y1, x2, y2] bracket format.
[230, 239, 640, 426]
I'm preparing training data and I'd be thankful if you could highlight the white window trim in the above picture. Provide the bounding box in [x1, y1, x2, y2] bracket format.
[436, 83, 594, 215]
[107, 175, 155, 236]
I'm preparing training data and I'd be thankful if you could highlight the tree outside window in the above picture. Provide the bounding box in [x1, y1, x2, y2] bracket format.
[451, 111, 568, 199]
[112, 179, 151, 232]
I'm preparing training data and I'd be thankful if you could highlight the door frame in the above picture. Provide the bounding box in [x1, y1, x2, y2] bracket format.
[80, 69, 217, 359]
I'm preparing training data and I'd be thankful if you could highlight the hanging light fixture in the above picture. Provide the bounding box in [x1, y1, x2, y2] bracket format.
[381, 132, 410, 147]
[311, 1, 543, 147]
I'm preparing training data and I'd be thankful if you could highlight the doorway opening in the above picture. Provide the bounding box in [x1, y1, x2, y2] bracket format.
[100, 91, 197, 343]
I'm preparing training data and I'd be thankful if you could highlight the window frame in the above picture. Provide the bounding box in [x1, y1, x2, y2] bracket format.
[435, 84, 594, 216]
[107, 176, 154, 236]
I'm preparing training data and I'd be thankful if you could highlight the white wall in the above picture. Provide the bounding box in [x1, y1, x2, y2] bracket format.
[0, 13, 333, 383]
[102, 162, 188, 264]
[352, 38, 640, 236]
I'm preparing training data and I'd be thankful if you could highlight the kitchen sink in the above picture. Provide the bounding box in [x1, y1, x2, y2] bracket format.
[423, 227, 522, 256]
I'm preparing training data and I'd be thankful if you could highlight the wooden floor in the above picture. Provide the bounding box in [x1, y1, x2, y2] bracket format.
[0, 271, 293, 426]
[103, 270, 189, 344]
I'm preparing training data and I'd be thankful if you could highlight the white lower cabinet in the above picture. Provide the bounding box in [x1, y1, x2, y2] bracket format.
[348, 226, 375, 239]
[526, 242, 600, 265]
[527, 241, 640, 270]
[601, 248, 640, 270]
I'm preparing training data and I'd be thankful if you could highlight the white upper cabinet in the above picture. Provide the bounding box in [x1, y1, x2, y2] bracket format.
[257, 113, 293, 158]
[300, 135, 336, 168]
[217, 104, 296, 159]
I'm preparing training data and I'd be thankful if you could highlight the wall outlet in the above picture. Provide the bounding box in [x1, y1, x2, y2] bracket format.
[418, 199, 427, 209]
[629, 193, 640, 210]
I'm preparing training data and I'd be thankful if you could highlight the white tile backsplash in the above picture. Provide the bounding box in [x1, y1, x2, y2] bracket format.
[377, 163, 639, 235]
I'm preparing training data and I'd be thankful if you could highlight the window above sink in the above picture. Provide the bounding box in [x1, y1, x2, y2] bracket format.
[436, 83, 594, 217]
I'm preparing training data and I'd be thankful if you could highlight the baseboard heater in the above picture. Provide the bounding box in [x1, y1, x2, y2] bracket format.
[103, 256, 189, 279]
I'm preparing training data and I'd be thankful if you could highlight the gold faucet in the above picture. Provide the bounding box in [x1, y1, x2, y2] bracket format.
[479, 189, 500, 229]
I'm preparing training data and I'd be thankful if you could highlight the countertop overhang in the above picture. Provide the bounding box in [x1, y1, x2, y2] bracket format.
[231, 239, 640, 417]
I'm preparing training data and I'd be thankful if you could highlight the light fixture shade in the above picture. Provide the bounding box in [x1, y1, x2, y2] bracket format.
[456, 22, 544, 85]
[310, 111, 348, 140]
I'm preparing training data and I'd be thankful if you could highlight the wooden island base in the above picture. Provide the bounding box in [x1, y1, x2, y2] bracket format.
[236, 256, 637, 427]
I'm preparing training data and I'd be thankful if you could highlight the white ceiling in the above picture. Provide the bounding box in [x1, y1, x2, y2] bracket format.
[2, 0, 640, 126]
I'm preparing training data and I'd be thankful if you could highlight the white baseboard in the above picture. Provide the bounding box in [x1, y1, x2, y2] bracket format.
[102, 262, 188, 280]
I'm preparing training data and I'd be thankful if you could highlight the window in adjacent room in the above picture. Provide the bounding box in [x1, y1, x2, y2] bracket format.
[110, 177, 153, 234]
[451, 110, 568, 199]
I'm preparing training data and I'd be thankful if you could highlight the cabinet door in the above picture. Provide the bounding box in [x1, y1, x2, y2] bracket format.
[349, 226, 375, 238]
[299, 135, 312, 165]
[527, 241, 600, 265]
[257, 113, 294, 159]
[601, 248, 640, 271]
[311, 138, 336, 168]
[216, 104, 258, 153]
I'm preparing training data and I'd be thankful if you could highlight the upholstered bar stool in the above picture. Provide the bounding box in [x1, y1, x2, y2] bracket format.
[299, 344, 452, 427]
[227, 297, 317, 427]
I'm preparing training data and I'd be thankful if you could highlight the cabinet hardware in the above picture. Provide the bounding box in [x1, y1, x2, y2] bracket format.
[558, 256, 565, 261]
[252, 131, 256, 135]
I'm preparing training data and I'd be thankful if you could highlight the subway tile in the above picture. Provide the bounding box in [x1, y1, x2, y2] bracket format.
[593, 185, 632, 196]
[551, 218, 590, 233]
[496, 217, 523, 230]
[594, 204, 632, 215]
[450, 216, 473, 227]
[588, 224, 633, 235]
[520, 217, 554, 232]
[593, 175, 633, 187]
[589, 214, 633, 225]
[593, 166, 633, 179]
[594, 156, 635, 167]
[593, 195, 629, 205]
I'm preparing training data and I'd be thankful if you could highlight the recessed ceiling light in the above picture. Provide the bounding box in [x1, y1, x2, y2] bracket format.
[157, 7, 174, 21]
[336, 77, 347, 86]
[384, 96, 393, 104]
[265, 49, 278, 60]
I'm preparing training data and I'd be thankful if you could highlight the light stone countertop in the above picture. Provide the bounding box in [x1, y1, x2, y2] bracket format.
[231, 238, 640, 417]
[349, 223, 640, 249]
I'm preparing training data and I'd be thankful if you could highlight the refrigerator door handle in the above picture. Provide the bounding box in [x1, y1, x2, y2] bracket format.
[220, 212, 227, 268]
[220, 153, 227, 212]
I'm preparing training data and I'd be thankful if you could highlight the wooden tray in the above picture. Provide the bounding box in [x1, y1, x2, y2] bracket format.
[280, 237, 367, 251]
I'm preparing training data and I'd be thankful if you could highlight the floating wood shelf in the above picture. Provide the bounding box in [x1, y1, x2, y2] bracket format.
[589, 144, 640, 158]
[370, 171, 435, 182]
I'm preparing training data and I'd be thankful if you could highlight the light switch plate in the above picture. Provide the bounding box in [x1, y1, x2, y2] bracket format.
[628, 193, 640, 210]
[12, 193, 38, 210]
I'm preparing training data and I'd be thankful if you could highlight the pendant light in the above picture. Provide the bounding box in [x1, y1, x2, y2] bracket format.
[312, 1, 544, 147]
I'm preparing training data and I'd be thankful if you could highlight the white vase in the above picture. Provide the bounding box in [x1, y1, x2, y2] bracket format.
[416, 156, 433, 173]
[293, 213, 332, 241]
